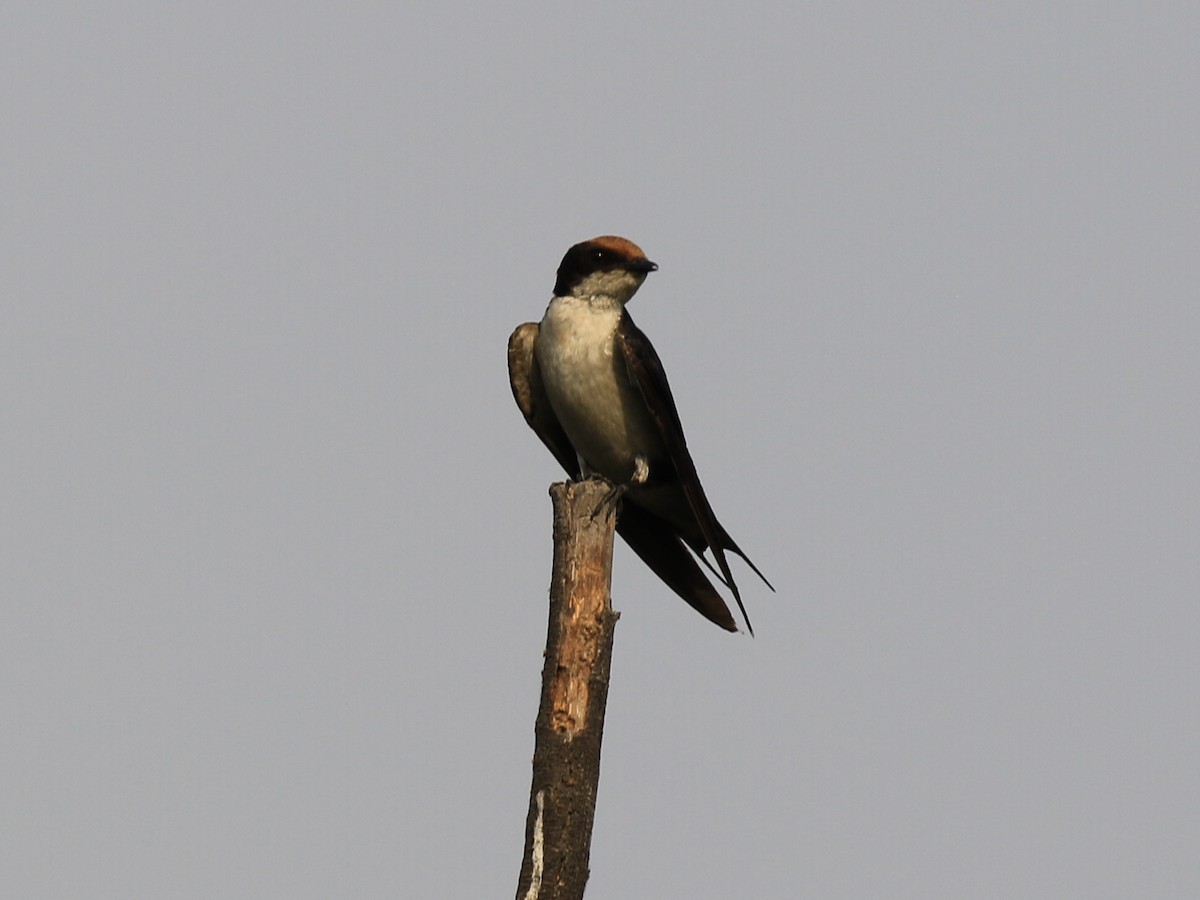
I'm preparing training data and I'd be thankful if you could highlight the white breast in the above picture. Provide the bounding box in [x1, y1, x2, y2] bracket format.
[536, 297, 664, 480]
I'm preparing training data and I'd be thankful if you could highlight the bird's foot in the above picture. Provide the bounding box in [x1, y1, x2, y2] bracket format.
[587, 477, 627, 523]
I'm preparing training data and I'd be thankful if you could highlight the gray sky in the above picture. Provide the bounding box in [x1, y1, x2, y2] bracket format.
[3, 3, 1197, 898]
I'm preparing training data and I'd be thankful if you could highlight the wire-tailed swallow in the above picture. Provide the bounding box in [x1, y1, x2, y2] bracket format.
[508, 235, 772, 633]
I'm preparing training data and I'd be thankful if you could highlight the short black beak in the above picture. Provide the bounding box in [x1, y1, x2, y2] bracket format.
[630, 258, 658, 273]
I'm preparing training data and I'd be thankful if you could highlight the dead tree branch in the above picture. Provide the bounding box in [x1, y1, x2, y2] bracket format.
[516, 480, 621, 900]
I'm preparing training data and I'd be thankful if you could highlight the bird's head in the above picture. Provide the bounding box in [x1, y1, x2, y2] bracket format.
[553, 236, 658, 305]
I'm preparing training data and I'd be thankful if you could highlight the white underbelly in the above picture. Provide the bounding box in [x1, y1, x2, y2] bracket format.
[536, 299, 664, 481]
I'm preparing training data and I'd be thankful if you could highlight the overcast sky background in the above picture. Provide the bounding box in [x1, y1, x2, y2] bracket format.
[4, 3, 1197, 898]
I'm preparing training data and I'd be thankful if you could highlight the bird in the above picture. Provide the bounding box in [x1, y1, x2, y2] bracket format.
[507, 235, 772, 633]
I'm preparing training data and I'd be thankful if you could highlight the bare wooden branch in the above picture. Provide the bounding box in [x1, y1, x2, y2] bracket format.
[516, 480, 621, 900]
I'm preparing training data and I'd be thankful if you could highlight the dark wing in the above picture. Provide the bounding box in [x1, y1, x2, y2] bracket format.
[508, 323, 579, 476]
[508, 322, 738, 631]
[613, 504, 738, 631]
[616, 312, 774, 634]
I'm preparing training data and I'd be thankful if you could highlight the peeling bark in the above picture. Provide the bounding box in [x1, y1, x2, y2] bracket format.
[516, 480, 620, 900]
